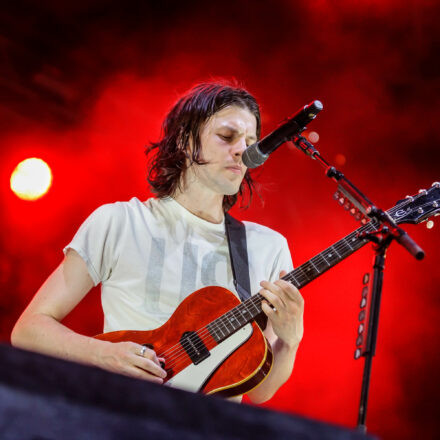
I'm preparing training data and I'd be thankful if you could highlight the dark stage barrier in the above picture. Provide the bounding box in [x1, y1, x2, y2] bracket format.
[0, 344, 376, 439]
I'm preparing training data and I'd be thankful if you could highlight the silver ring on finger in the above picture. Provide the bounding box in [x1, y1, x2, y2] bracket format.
[139, 345, 147, 357]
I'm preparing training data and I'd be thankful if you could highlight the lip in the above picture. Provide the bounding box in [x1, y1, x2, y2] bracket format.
[225, 165, 243, 174]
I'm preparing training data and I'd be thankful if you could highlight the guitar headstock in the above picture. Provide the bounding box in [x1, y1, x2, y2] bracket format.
[389, 182, 440, 225]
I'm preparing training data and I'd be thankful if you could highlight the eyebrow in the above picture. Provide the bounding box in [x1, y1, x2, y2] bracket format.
[220, 125, 257, 142]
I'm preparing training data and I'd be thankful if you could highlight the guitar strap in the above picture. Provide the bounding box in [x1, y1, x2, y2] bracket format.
[224, 213, 251, 302]
[224, 213, 268, 330]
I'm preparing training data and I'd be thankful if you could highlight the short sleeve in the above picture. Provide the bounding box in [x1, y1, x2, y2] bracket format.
[63, 203, 124, 286]
[269, 236, 294, 282]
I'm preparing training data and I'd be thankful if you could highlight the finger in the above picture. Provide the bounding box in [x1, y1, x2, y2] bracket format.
[274, 279, 304, 305]
[134, 355, 167, 378]
[134, 345, 167, 377]
[126, 365, 165, 384]
[259, 285, 285, 311]
[260, 280, 287, 308]
[136, 345, 162, 366]
[261, 300, 278, 317]
[279, 270, 288, 278]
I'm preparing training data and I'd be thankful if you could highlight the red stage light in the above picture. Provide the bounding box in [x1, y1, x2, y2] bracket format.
[335, 153, 346, 166]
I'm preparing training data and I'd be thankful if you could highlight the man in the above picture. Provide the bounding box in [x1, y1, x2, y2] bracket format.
[11, 81, 304, 403]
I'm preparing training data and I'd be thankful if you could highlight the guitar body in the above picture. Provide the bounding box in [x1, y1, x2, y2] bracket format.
[95, 286, 273, 397]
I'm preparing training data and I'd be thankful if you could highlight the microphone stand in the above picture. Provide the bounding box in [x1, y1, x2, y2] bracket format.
[291, 134, 425, 434]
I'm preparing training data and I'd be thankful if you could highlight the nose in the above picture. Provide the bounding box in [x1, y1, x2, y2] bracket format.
[231, 137, 247, 160]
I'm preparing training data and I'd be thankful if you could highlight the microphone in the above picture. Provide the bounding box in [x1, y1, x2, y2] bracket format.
[242, 100, 323, 168]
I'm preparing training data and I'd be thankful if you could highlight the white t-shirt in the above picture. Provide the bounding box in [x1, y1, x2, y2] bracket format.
[64, 197, 293, 333]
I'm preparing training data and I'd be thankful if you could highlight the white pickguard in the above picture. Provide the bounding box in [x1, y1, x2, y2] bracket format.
[165, 323, 253, 393]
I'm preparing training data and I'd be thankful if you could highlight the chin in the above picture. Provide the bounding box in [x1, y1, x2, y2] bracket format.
[222, 184, 241, 196]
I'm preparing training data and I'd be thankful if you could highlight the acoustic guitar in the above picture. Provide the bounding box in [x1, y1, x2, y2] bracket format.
[95, 183, 440, 397]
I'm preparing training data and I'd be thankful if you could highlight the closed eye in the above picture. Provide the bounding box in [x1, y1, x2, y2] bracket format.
[218, 134, 254, 147]
[219, 134, 232, 141]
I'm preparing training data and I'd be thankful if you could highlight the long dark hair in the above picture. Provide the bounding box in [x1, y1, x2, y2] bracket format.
[146, 81, 261, 211]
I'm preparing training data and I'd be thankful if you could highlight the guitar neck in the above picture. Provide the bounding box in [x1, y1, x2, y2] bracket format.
[207, 220, 379, 343]
[283, 220, 378, 289]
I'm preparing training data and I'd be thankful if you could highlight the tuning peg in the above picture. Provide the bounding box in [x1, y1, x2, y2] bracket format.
[427, 220, 434, 229]
[405, 195, 414, 202]
[418, 189, 427, 195]
[432, 182, 440, 188]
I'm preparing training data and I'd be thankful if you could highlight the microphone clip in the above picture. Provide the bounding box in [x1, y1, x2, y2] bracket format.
[291, 135, 320, 159]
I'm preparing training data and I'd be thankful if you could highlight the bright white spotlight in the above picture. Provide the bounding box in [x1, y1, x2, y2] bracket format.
[10, 158, 53, 201]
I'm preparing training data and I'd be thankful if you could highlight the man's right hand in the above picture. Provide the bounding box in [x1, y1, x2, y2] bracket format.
[98, 341, 167, 383]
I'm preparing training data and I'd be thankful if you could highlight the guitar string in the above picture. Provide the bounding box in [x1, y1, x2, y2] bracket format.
[165, 198, 435, 372]
[160, 230, 371, 372]
[158, 294, 263, 370]
[164, 202, 431, 373]
[155, 219, 381, 369]
[157, 220, 378, 370]
[156, 222, 377, 370]
[153, 202, 409, 371]
[172, 195, 432, 367]
[158, 291, 267, 371]
[160, 303, 263, 372]
[161, 215, 411, 373]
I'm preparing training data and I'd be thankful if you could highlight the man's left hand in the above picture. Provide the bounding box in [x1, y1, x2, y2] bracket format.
[259, 270, 304, 348]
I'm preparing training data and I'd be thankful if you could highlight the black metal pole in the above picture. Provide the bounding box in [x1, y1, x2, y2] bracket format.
[357, 245, 387, 432]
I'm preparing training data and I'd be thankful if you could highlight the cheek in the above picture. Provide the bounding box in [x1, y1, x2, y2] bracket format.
[204, 145, 225, 164]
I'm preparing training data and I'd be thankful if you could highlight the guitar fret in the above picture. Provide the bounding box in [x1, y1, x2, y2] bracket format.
[296, 266, 310, 282]
[284, 273, 301, 288]
[217, 323, 226, 338]
[207, 322, 220, 340]
[223, 312, 236, 330]
[303, 261, 318, 277]
[233, 308, 245, 326]
[315, 255, 330, 271]
[339, 239, 353, 254]
[320, 253, 331, 266]
[309, 259, 320, 273]
[248, 300, 260, 314]
[225, 313, 237, 330]
[230, 308, 243, 327]
[332, 245, 341, 258]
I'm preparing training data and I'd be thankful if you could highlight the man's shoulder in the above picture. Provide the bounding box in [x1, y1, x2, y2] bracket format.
[242, 220, 287, 243]
[86, 198, 146, 223]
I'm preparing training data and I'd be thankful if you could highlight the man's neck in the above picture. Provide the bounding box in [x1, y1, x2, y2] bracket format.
[173, 190, 224, 224]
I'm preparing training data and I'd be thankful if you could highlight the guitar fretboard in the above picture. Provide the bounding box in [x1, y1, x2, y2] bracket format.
[207, 219, 381, 343]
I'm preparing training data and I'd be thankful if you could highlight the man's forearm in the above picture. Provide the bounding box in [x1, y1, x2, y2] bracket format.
[11, 312, 108, 367]
[246, 337, 299, 404]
